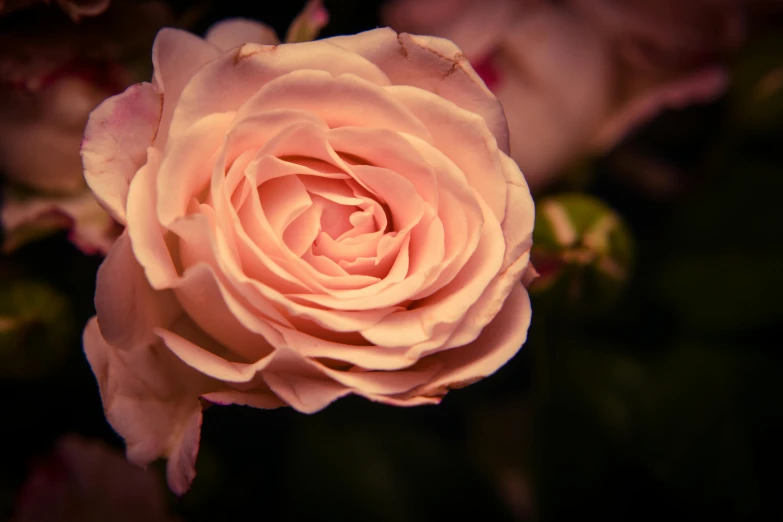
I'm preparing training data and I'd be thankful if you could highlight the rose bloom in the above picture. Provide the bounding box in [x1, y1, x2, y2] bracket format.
[82, 20, 536, 493]
[383, 0, 745, 191]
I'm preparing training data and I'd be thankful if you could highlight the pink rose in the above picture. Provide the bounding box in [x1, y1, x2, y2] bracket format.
[383, 0, 743, 191]
[82, 20, 536, 493]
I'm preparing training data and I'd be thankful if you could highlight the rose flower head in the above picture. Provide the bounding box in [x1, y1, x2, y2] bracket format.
[81, 16, 536, 494]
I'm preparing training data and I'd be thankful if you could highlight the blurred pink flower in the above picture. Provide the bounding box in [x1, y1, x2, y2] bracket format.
[383, 0, 747, 191]
[0, 0, 170, 253]
[12, 435, 176, 522]
[0, 0, 111, 20]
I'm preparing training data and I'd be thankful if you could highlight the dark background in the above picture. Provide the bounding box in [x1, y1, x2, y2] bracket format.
[2, 1, 783, 520]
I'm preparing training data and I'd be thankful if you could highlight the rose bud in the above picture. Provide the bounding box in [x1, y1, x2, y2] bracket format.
[80, 16, 536, 493]
[530, 193, 634, 316]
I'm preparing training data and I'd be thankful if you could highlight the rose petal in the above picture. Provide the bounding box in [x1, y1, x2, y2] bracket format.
[327, 28, 510, 154]
[83, 317, 213, 495]
[82, 82, 162, 224]
[126, 148, 179, 289]
[234, 70, 433, 142]
[167, 37, 392, 142]
[95, 232, 180, 351]
[386, 84, 508, 223]
[205, 18, 280, 51]
[415, 282, 531, 396]
[151, 28, 222, 149]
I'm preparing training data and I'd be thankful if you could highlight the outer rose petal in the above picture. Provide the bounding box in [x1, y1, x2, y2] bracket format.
[83, 317, 212, 495]
[82, 82, 162, 224]
[95, 232, 179, 351]
[205, 18, 280, 50]
[326, 28, 511, 154]
[151, 28, 222, 149]
[416, 282, 531, 396]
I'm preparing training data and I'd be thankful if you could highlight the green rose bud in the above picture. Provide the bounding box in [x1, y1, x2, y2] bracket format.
[531, 193, 635, 317]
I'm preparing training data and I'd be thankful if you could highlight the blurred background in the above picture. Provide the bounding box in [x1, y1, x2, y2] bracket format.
[2, 0, 783, 520]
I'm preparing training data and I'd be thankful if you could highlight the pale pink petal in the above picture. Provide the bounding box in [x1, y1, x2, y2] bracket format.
[150, 28, 221, 149]
[167, 39, 390, 141]
[497, 152, 534, 271]
[83, 317, 214, 495]
[326, 126, 438, 207]
[158, 332, 349, 413]
[442, 250, 532, 350]
[416, 282, 531, 396]
[327, 28, 510, 154]
[155, 112, 234, 227]
[125, 147, 179, 289]
[82, 82, 162, 224]
[385, 84, 508, 223]
[233, 70, 433, 142]
[360, 195, 504, 350]
[205, 18, 280, 51]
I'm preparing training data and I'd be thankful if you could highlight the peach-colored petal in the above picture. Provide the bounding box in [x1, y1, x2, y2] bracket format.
[327, 28, 510, 154]
[234, 70, 433, 142]
[443, 250, 531, 351]
[385, 84, 508, 223]
[497, 152, 534, 271]
[205, 18, 280, 51]
[82, 82, 162, 224]
[155, 112, 234, 227]
[360, 195, 505, 350]
[126, 147, 179, 289]
[95, 232, 179, 351]
[151, 28, 221, 149]
[167, 38, 391, 141]
[83, 317, 213, 495]
[416, 282, 531, 396]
